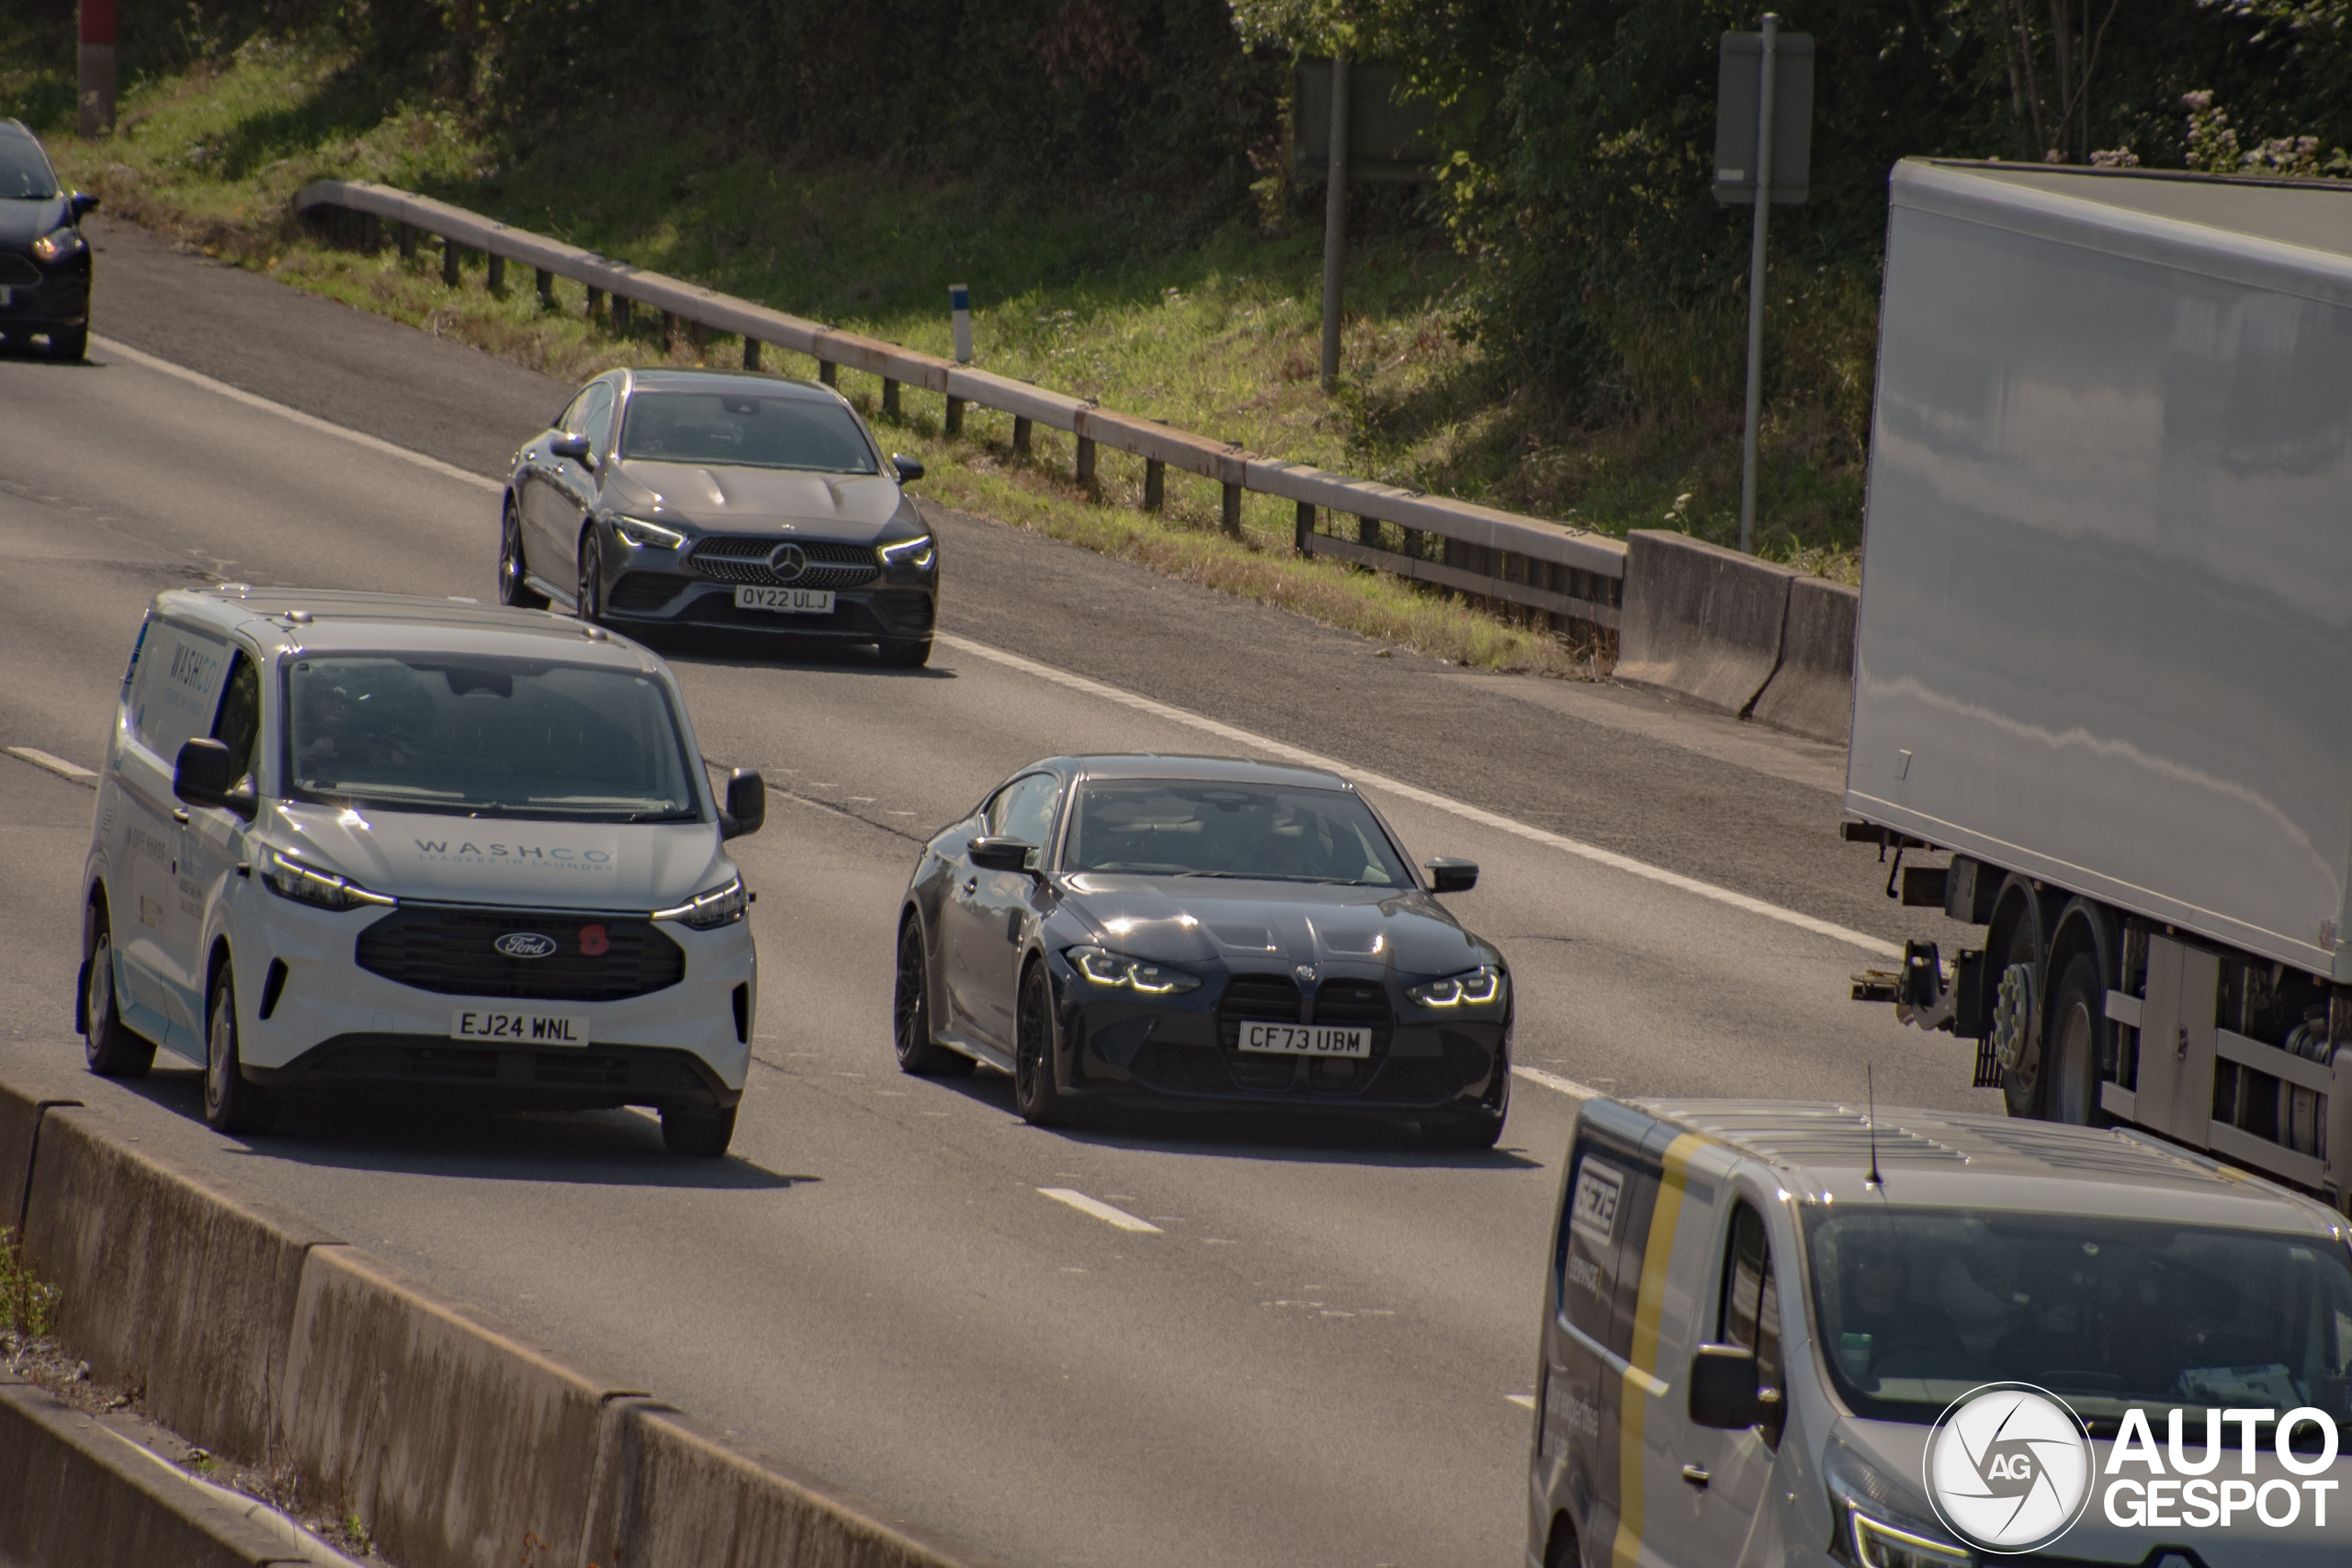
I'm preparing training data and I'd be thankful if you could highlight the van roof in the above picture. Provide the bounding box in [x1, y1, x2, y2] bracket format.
[1608, 1099, 2346, 1236]
[153, 587, 656, 670]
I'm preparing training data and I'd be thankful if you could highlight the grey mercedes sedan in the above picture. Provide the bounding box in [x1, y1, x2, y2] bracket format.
[499, 367, 939, 665]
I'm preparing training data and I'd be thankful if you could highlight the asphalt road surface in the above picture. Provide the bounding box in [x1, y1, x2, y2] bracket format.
[0, 217, 1991, 1568]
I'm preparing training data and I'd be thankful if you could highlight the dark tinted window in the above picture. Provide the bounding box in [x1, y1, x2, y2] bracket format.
[618, 391, 876, 473]
[210, 652, 263, 784]
[0, 134, 59, 200]
[987, 773, 1061, 848]
[1720, 1201, 1785, 1447]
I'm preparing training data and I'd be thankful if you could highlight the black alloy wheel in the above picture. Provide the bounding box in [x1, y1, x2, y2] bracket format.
[2042, 952, 2109, 1127]
[80, 907, 153, 1078]
[879, 638, 932, 669]
[893, 918, 973, 1077]
[661, 1103, 738, 1157]
[1012, 961, 1091, 1127]
[575, 528, 606, 624]
[204, 970, 275, 1135]
[500, 497, 548, 609]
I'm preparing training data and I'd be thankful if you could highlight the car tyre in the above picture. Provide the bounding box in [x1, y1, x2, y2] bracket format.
[81, 908, 153, 1078]
[2042, 951, 2110, 1127]
[576, 528, 606, 625]
[662, 1103, 737, 1157]
[1012, 961, 1092, 1128]
[48, 325, 87, 363]
[500, 497, 548, 609]
[879, 638, 932, 669]
[204, 970, 275, 1135]
[894, 917, 973, 1077]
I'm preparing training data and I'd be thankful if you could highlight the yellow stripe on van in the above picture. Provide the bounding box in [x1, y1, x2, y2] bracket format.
[1611, 1134, 1704, 1568]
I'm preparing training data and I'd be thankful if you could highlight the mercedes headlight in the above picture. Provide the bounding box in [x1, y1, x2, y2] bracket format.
[1066, 944, 1201, 995]
[30, 227, 86, 265]
[654, 876, 748, 929]
[1406, 965, 1504, 1008]
[1825, 1438, 1970, 1567]
[258, 846, 393, 911]
[877, 535, 935, 570]
[612, 515, 686, 550]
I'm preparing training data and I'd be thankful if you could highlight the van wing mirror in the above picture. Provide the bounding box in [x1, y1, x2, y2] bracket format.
[1686, 1343, 1762, 1429]
[968, 836, 1036, 874]
[173, 739, 256, 821]
[720, 769, 765, 840]
[1424, 857, 1478, 894]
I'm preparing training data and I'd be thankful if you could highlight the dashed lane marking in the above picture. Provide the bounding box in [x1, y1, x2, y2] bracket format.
[1506, 1393, 1536, 1411]
[6, 747, 98, 786]
[1513, 1065, 1603, 1101]
[1037, 1189, 1163, 1234]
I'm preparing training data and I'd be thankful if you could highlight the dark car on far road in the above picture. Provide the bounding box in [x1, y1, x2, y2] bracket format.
[500, 367, 939, 665]
[0, 118, 97, 361]
[893, 754, 1514, 1145]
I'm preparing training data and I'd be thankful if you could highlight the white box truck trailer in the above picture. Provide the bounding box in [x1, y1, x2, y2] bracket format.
[1848, 157, 2352, 1206]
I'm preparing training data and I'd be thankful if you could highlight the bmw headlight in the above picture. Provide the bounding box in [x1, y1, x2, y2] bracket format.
[258, 846, 394, 911]
[30, 227, 85, 265]
[654, 876, 748, 929]
[877, 534, 935, 570]
[1825, 1438, 1971, 1567]
[612, 515, 686, 550]
[1066, 944, 1201, 995]
[1406, 965, 1504, 1008]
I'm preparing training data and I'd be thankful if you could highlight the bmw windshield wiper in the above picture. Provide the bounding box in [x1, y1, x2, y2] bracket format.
[1174, 871, 1363, 884]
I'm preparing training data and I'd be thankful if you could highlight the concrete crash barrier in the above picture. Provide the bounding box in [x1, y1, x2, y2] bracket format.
[0, 1377, 312, 1568]
[583, 1399, 1021, 1568]
[1613, 529, 1798, 716]
[0, 1066, 79, 1229]
[277, 1245, 646, 1568]
[18, 1108, 334, 1462]
[1747, 573, 1861, 746]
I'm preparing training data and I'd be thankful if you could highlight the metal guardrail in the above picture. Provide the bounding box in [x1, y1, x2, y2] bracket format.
[293, 179, 1624, 632]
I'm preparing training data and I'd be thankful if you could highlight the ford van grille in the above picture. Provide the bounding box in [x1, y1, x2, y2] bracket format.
[356, 908, 684, 1001]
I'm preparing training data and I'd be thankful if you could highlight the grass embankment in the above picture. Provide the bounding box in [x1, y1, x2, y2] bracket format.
[3, 35, 1870, 673]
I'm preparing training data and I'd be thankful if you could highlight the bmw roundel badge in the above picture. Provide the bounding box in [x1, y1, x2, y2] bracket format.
[495, 931, 559, 959]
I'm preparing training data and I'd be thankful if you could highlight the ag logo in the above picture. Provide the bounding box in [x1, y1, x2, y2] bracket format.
[767, 542, 808, 582]
[1924, 1382, 2094, 1553]
[494, 931, 558, 959]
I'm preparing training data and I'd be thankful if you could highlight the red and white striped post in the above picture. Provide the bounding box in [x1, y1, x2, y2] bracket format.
[78, 0, 117, 138]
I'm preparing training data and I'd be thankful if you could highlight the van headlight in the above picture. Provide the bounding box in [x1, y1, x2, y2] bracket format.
[258, 847, 394, 911]
[1406, 965, 1503, 1008]
[612, 515, 686, 550]
[1825, 1439, 1970, 1567]
[30, 227, 86, 264]
[654, 876, 748, 929]
[1065, 944, 1201, 995]
[877, 534, 934, 570]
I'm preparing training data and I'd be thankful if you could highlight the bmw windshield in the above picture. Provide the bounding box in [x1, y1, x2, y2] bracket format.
[1062, 781, 1411, 886]
[1804, 1206, 2352, 1445]
[283, 655, 700, 822]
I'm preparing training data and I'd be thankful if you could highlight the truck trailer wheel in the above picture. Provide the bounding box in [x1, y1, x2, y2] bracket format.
[2042, 952, 2109, 1126]
[1993, 920, 2046, 1120]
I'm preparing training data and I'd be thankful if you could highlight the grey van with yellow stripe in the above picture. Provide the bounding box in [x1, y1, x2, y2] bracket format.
[1530, 1098, 2352, 1568]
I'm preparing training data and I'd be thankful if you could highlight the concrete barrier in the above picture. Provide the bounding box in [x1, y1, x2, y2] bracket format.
[1747, 573, 1860, 745]
[0, 1067, 79, 1231]
[18, 1108, 334, 1461]
[0, 1377, 310, 1568]
[582, 1399, 1020, 1568]
[1613, 530, 1798, 716]
[277, 1245, 646, 1568]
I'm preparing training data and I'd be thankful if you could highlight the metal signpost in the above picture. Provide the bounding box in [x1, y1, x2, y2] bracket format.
[1295, 58, 1439, 392]
[1713, 17, 1814, 553]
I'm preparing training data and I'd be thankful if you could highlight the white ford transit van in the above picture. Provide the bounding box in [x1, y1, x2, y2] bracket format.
[1531, 1098, 2352, 1566]
[76, 588, 763, 1156]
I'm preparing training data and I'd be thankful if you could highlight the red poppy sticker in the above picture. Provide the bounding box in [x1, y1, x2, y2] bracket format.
[578, 924, 610, 957]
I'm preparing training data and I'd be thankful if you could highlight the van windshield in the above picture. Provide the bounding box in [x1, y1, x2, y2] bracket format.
[1804, 1207, 2352, 1442]
[284, 655, 700, 822]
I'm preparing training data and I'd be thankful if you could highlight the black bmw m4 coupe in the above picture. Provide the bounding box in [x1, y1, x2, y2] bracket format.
[893, 754, 1512, 1146]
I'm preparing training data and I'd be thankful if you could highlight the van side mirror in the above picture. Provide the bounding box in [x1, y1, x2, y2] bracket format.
[719, 769, 765, 840]
[891, 454, 924, 483]
[1425, 857, 1478, 894]
[1687, 1344, 1762, 1429]
[968, 836, 1036, 874]
[548, 433, 594, 465]
[69, 191, 99, 220]
[174, 739, 256, 822]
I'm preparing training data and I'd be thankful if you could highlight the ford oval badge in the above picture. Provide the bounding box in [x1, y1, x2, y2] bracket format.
[495, 931, 558, 959]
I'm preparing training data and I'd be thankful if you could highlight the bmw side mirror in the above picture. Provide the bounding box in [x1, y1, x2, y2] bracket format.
[968, 836, 1035, 874]
[69, 191, 99, 220]
[173, 739, 256, 822]
[891, 455, 924, 484]
[719, 769, 765, 840]
[1687, 1344, 1762, 1429]
[548, 434, 594, 465]
[1425, 857, 1478, 894]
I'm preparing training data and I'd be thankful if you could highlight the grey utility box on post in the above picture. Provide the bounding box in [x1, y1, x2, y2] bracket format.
[1292, 59, 1440, 184]
[1713, 29, 1814, 205]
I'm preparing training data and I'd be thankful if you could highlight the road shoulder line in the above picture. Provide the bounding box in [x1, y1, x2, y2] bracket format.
[1037, 1189, 1163, 1233]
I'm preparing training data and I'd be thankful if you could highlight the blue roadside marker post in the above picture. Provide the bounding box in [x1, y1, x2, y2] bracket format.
[950, 284, 973, 365]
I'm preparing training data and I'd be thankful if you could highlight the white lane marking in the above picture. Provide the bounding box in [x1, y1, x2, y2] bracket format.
[1037, 1188, 1163, 1234]
[1513, 1065, 1602, 1101]
[935, 635, 1900, 959]
[6, 746, 99, 784]
[1505, 1393, 1537, 1411]
[92, 336, 506, 497]
[93, 334, 1895, 961]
